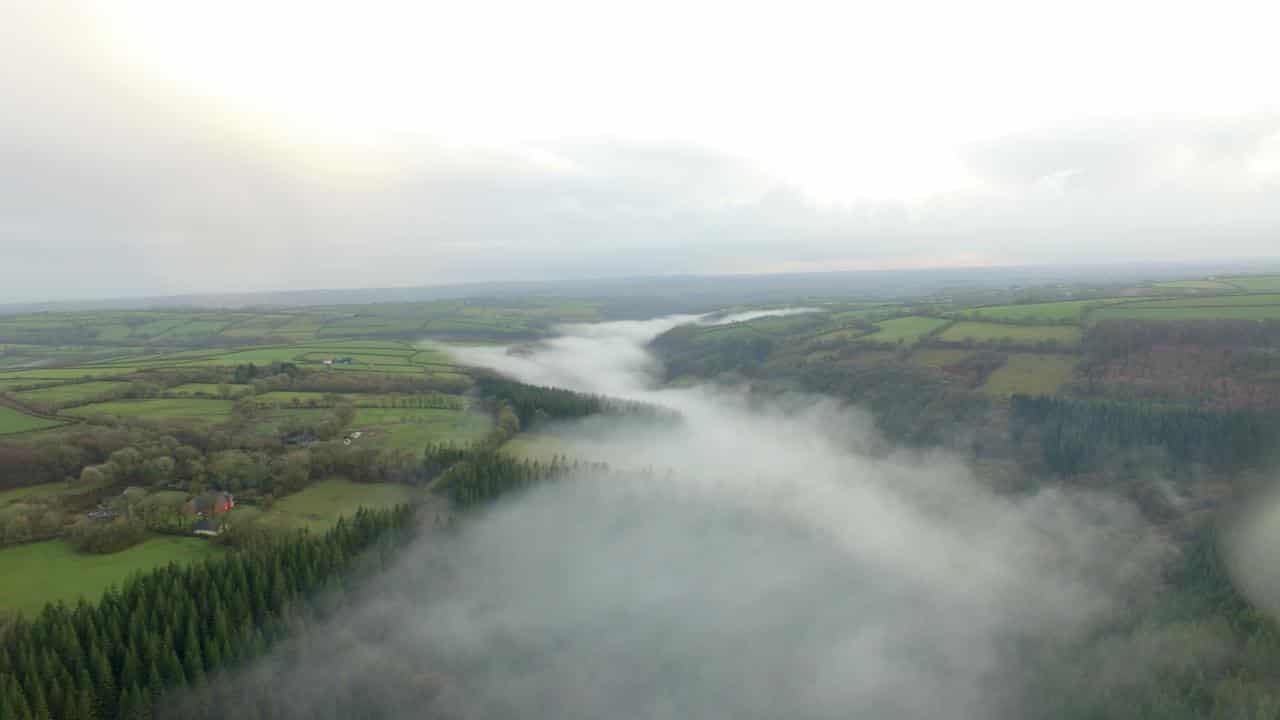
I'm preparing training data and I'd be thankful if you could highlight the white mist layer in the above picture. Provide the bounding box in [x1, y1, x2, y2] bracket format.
[702, 307, 825, 324]
[1226, 485, 1280, 622]
[206, 312, 1163, 719]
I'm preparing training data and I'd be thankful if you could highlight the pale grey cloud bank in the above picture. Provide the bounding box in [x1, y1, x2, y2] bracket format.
[2, 2, 1279, 302]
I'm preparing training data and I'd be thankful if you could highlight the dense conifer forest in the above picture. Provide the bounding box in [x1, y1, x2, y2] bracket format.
[0, 506, 415, 719]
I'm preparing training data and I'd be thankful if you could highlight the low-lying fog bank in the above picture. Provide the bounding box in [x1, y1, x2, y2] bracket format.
[176, 312, 1167, 719]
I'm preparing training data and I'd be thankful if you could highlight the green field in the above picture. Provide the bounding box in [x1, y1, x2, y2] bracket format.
[0, 406, 63, 435]
[834, 348, 896, 363]
[252, 391, 338, 406]
[806, 327, 874, 345]
[350, 407, 492, 450]
[254, 479, 417, 531]
[408, 344, 457, 364]
[1093, 298, 1280, 321]
[0, 536, 220, 617]
[829, 306, 900, 322]
[296, 351, 416, 366]
[254, 391, 464, 409]
[316, 317, 426, 337]
[328, 363, 425, 375]
[0, 477, 114, 506]
[856, 317, 950, 345]
[170, 346, 309, 366]
[0, 367, 137, 380]
[501, 432, 576, 462]
[15, 381, 123, 405]
[961, 300, 1116, 323]
[0, 300, 604, 355]
[166, 319, 231, 337]
[139, 340, 438, 372]
[169, 383, 249, 397]
[909, 349, 974, 368]
[1117, 293, 1280, 308]
[980, 353, 1078, 396]
[133, 318, 188, 338]
[1152, 279, 1241, 291]
[419, 318, 541, 336]
[940, 321, 1081, 345]
[65, 398, 234, 422]
[1222, 275, 1280, 292]
[220, 315, 292, 337]
[93, 324, 133, 342]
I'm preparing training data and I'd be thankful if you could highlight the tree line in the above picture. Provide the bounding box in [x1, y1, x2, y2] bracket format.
[475, 376, 675, 430]
[1010, 394, 1280, 476]
[1014, 525, 1280, 719]
[0, 506, 415, 720]
[423, 443, 603, 508]
[1085, 318, 1280, 359]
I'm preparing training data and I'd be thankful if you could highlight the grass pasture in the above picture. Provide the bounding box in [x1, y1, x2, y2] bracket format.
[910, 349, 974, 368]
[0, 300, 606, 356]
[0, 536, 220, 617]
[15, 381, 123, 406]
[144, 340, 435, 372]
[502, 432, 576, 462]
[806, 327, 873, 345]
[419, 317, 543, 337]
[1092, 294, 1280, 321]
[350, 407, 492, 450]
[166, 319, 231, 337]
[93, 324, 133, 342]
[980, 354, 1078, 396]
[254, 479, 417, 531]
[1151, 279, 1241, 292]
[169, 383, 248, 397]
[960, 300, 1109, 323]
[939, 321, 1080, 346]
[219, 315, 293, 337]
[132, 317, 188, 338]
[1118, 293, 1280, 308]
[856, 317, 950, 345]
[0, 367, 137, 380]
[0, 474, 116, 508]
[316, 317, 426, 337]
[740, 312, 830, 335]
[65, 398, 234, 423]
[254, 391, 464, 409]
[1220, 275, 1280, 292]
[170, 346, 309, 366]
[834, 350, 897, 367]
[0, 406, 63, 435]
[1095, 306, 1280, 321]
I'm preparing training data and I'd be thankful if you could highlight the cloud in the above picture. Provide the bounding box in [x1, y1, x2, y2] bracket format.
[3, 5, 1280, 302]
[173, 315, 1170, 719]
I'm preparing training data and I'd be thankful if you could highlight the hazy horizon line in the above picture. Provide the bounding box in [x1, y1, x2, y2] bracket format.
[6, 256, 1280, 311]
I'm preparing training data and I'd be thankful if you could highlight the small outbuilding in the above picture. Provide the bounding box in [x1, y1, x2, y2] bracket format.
[193, 518, 221, 537]
[187, 491, 236, 516]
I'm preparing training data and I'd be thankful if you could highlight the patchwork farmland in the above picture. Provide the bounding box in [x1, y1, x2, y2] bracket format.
[5, 272, 1280, 617]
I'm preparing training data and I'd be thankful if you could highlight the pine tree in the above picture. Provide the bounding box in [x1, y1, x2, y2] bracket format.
[74, 684, 97, 720]
[90, 647, 115, 720]
[28, 678, 50, 720]
[2, 506, 415, 720]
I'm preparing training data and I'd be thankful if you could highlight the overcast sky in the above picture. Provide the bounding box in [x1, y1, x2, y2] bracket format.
[2, 0, 1279, 302]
